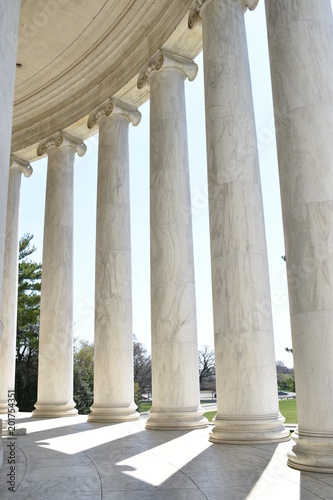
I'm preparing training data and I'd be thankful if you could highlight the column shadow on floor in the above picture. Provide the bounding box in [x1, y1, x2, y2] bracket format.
[1, 417, 332, 499]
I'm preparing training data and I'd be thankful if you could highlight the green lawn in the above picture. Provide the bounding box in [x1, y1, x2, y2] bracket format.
[139, 402, 152, 412]
[139, 400, 216, 413]
[279, 398, 297, 424]
[203, 399, 298, 424]
[203, 410, 216, 422]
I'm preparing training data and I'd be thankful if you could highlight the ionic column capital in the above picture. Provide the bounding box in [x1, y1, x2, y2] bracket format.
[37, 132, 87, 157]
[87, 98, 141, 129]
[137, 50, 198, 90]
[10, 156, 33, 178]
[188, 0, 259, 29]
[241, 0, 259, 11]
[188, 0, 206, 29]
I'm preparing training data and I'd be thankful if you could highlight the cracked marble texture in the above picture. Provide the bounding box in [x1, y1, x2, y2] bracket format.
[209, 182, 267, 260]
[89, 111, 137, 421]
[211, 253, 273, 334]
[151, 224, 195, 284]
[276, 106, 333, 213]
[0, 169, 23, 413]
[284, 201, 333, 316]
[151, 341, 200, 408]
[265, 0, 333, 40]
[34, 144, 76, 414]
[150, 170, 192, 226]
[202, 0, 283, 440]
[151, 281, 197, 345]
[93, 348, 134, 406]
[0, 0, 20, 339]
[266, 0, 333, 469]
[269, 20, 333, 117]
[214, 329, 279, 417]
[291, 309, 333, 432]
[206, 115, 260, 186]
[148, 63, 203, 426]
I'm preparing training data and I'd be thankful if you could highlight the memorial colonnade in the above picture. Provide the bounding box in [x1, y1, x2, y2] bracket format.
[0, 0, 333, 473]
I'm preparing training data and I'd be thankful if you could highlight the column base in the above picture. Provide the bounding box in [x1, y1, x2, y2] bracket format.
[88, 404, 140, 423]
[145, 406, 208, 430]
[32, 401, 78, 418]
[209, 412, 290, 444]
[0, 401, 19, 415]
[288, 429, 333, 473]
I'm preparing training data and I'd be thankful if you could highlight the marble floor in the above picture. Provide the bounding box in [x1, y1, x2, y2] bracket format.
[0, 413, 332, 500]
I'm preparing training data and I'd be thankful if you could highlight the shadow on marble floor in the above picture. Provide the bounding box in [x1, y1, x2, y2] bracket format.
[0, 415, 332, 499]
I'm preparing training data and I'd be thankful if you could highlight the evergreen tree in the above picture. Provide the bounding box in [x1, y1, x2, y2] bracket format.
[15, 234, 42, 411]
[73, 339, 94, 414]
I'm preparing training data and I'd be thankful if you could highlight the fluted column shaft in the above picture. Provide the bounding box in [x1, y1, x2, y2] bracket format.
[138, 51, 207, 429]
[0, 158, 32, 415]
[33, 133, 86, 418]
[266, 0, 333, 472]
[87, 99, 140, 422]
[192, 0, 289, 443]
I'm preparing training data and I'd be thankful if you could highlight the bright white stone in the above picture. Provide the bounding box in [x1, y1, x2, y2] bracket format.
[88, 99, 140, 422]
[33, 133, 86, 418]
[0, 158, 32, 416]
[200, 0, 289, 443]
[266, 0, 333, 472]
[138, 51, 207, 430]
[0, 0, 20, 341]
[0, 0, 21, 469]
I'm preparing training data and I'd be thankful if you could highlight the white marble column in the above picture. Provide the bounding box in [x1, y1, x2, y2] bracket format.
[0, 0, 21, 346]
[0, 0, 21, 468]
[188, 0, 289, 443]
[0, 157, 33, 416]
[87, 99, 140, 422]
[32, 132, 86, 418]
[265, 0, 333, 472]
[137, 50, 207, 429]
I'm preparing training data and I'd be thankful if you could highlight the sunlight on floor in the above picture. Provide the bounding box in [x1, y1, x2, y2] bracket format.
[16, 413, 88, 434]
[36, 419, 145, 454]
[116, 430, 212, 486]
[246, 444, 301, 500]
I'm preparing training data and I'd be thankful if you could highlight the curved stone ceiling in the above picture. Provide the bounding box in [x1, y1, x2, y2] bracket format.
[12, 0, 202, 159]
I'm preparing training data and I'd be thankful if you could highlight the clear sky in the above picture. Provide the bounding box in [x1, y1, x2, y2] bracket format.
[18, 2, 296, 367]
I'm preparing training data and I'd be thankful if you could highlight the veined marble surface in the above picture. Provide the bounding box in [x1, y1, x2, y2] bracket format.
[33, 141, 80, 418]
[89, 108, 139, 422]
[266, 0, 333, 471]
[0, 160, 32, 415]
[147, 54, 205, 429]
[0, 1, 21, 363]
[202, 0, 287, 443]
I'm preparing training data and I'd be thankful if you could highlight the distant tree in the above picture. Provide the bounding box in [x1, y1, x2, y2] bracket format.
[73, 339, 94, 414]
[276, 360, 295, 393]
[133, 335, 151, 395]
[198, 346, 215, 390]
[279, 376, 295, 392]
[285, 347, 293, 354]
[15, 234, 42, 411]
[134, 382, 141, 412]
[276, 360, 288, 374]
